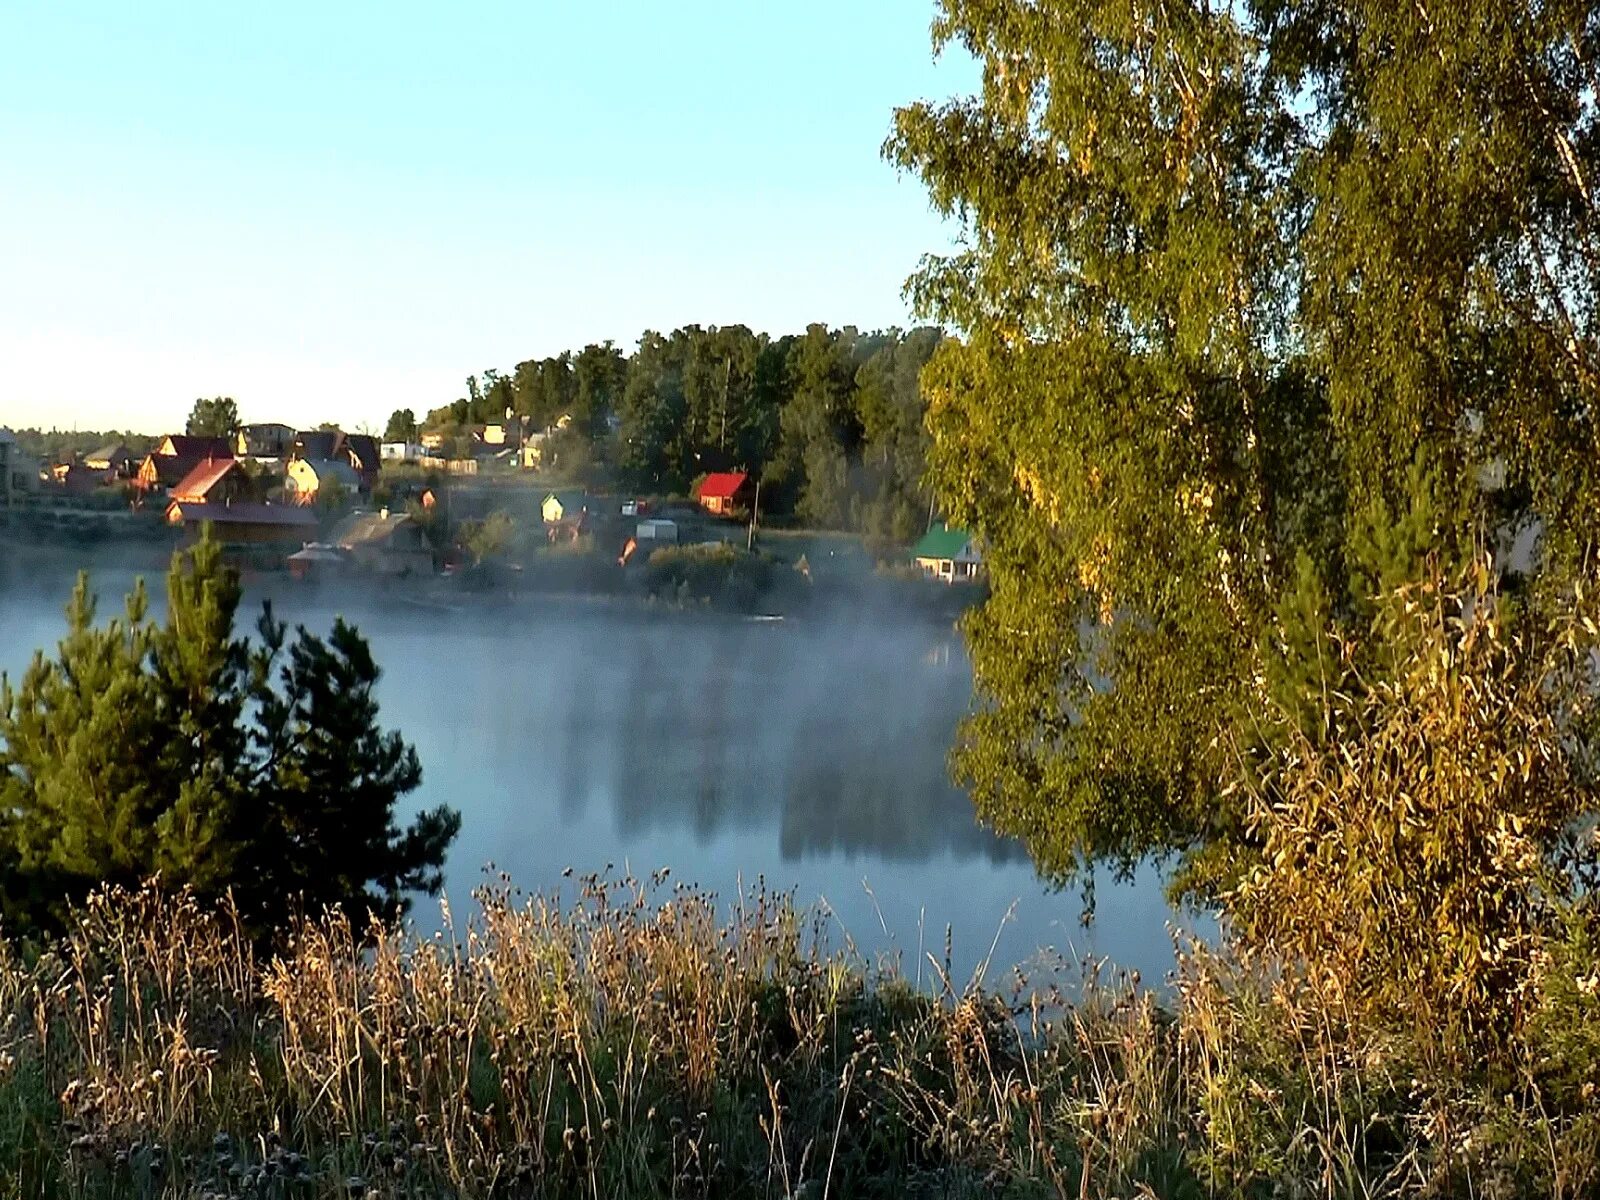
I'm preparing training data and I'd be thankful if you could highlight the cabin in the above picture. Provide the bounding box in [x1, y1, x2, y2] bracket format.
[165, 500, 317, 544]
[695, 471, 752, 517]
[235, 423, 296, 461]
[83, 443, 135, 478]
[542, 490, 590, 524]
[170, 457, 255, 506]
[285, 457, 362, 506]
[328, 509, 433, 576]
[913, 523, 984, 584]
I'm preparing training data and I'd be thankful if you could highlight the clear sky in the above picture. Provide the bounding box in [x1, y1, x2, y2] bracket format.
[0, 1, 972, 434]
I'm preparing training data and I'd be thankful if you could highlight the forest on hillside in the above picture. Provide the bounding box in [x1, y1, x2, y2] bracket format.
[403, 323, 944, 543]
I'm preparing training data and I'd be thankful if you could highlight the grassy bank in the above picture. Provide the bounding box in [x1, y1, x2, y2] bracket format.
[1, 879, 1595, 1199]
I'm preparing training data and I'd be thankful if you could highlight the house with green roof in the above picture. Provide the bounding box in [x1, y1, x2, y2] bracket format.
[913, 523, 984, 583]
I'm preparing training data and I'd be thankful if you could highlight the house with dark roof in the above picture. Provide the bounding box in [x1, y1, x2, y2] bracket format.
[329, 509, 432, 575]
[913, 524, 984, 584]
[154, 434, 234, 459]
[235, 423, 296, 461]
[286, 458, 362, 506]
[291, 429, 381, 489]
[165, 500, 317, 544]
[84, 443, 135, 477]
[694, 471, 752, 517]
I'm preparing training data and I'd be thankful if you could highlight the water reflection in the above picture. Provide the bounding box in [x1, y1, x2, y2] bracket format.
[0, 567, 1204, 985]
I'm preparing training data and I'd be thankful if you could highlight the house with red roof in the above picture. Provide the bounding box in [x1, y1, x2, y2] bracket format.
[134, 434, 236, 496]
[694, 471, 752, 517]
[170, 457, 255, 506]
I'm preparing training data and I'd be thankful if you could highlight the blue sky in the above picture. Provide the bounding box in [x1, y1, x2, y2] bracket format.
[0, 1, 972, 433]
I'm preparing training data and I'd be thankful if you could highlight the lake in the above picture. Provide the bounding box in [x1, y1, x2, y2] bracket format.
[0, 556, 1202, 987]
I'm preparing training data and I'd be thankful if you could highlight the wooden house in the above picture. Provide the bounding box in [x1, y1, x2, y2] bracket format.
[286, 457, 362, 506]
[694, 471, 752, 517]
[165, 500, 317, 544]
[170, 457, 256, 506]
[913, 524, 984, 584]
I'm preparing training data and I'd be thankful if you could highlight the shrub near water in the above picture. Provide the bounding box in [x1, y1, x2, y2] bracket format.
[1, 877, 1597, 1199]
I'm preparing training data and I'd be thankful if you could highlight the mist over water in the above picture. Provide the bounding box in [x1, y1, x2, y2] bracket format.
[0, 557, 1205, 986]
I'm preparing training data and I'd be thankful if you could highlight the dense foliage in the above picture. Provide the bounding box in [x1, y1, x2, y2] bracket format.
[0, 532, 459, 939]
[890, 0, 1600, 899]
[416, 324, 943, 541]
[184, 396, 240, 439]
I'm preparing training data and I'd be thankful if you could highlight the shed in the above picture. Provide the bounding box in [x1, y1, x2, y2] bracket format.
[636, 518, 679, 543]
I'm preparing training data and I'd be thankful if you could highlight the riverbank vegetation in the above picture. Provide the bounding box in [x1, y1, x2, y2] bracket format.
[0, 875, 1594, 1199]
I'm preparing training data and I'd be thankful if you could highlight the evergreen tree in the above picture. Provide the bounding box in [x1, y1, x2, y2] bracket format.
[0, 531, 458, 938]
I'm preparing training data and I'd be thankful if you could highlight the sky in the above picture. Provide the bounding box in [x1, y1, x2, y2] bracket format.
[0, 1, 974, 434]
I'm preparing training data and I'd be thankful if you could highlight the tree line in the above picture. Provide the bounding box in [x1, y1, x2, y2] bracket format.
[398, 324, 943, 543]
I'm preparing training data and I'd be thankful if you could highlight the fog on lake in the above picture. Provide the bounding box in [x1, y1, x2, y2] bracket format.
[0, 561, 1202, 986]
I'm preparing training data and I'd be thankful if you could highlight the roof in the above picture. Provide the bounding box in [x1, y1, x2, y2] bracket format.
[287, 544, 347, 563]
[142, 452, 216, 487]
[913, 523, 976, 561]
[696, 471, 749, 500]
[84, 443, 129, 467]
[292, 431, 342, 461]
[166, 501, 317, 527]
[170, 457, 244, 503]
[239, 422, 295, 435]
[328, 510, 416, 549]
[343, 434, 381, 472]
[160, 435, 234, 459]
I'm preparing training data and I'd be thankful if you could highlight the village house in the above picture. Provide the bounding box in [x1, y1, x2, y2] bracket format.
[285, 457, 362, 506]
[83, 443, 135, 478]
[913, 523, 984, 584]
[381, 441, 426, 462]
[288, 508, 434, 580]
[165, 500, 317, 544]
[153, 434, 234, 459]
[694, 471, 752, 517]
[290, 430, 381, 490]
[234, 422, 296, 462]
[0, 430, 38, 505]
[331, 509, 432, 574]
[541, 490, 589, 524]
[47, 462, 103, 496]
[169, 457, 257, 506]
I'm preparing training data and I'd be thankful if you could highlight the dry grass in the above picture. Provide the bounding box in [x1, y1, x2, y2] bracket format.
[0, 877, 1593, 1199]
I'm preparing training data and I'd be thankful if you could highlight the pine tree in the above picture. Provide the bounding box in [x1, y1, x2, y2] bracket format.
[0, 529, 458, 939]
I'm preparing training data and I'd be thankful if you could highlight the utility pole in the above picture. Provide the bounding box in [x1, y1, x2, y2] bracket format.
[747, 477, 761, 552]
[719, 357, 731, 454]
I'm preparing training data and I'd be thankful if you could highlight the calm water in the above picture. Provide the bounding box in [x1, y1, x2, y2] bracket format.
[0, 559, 1201, 986]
